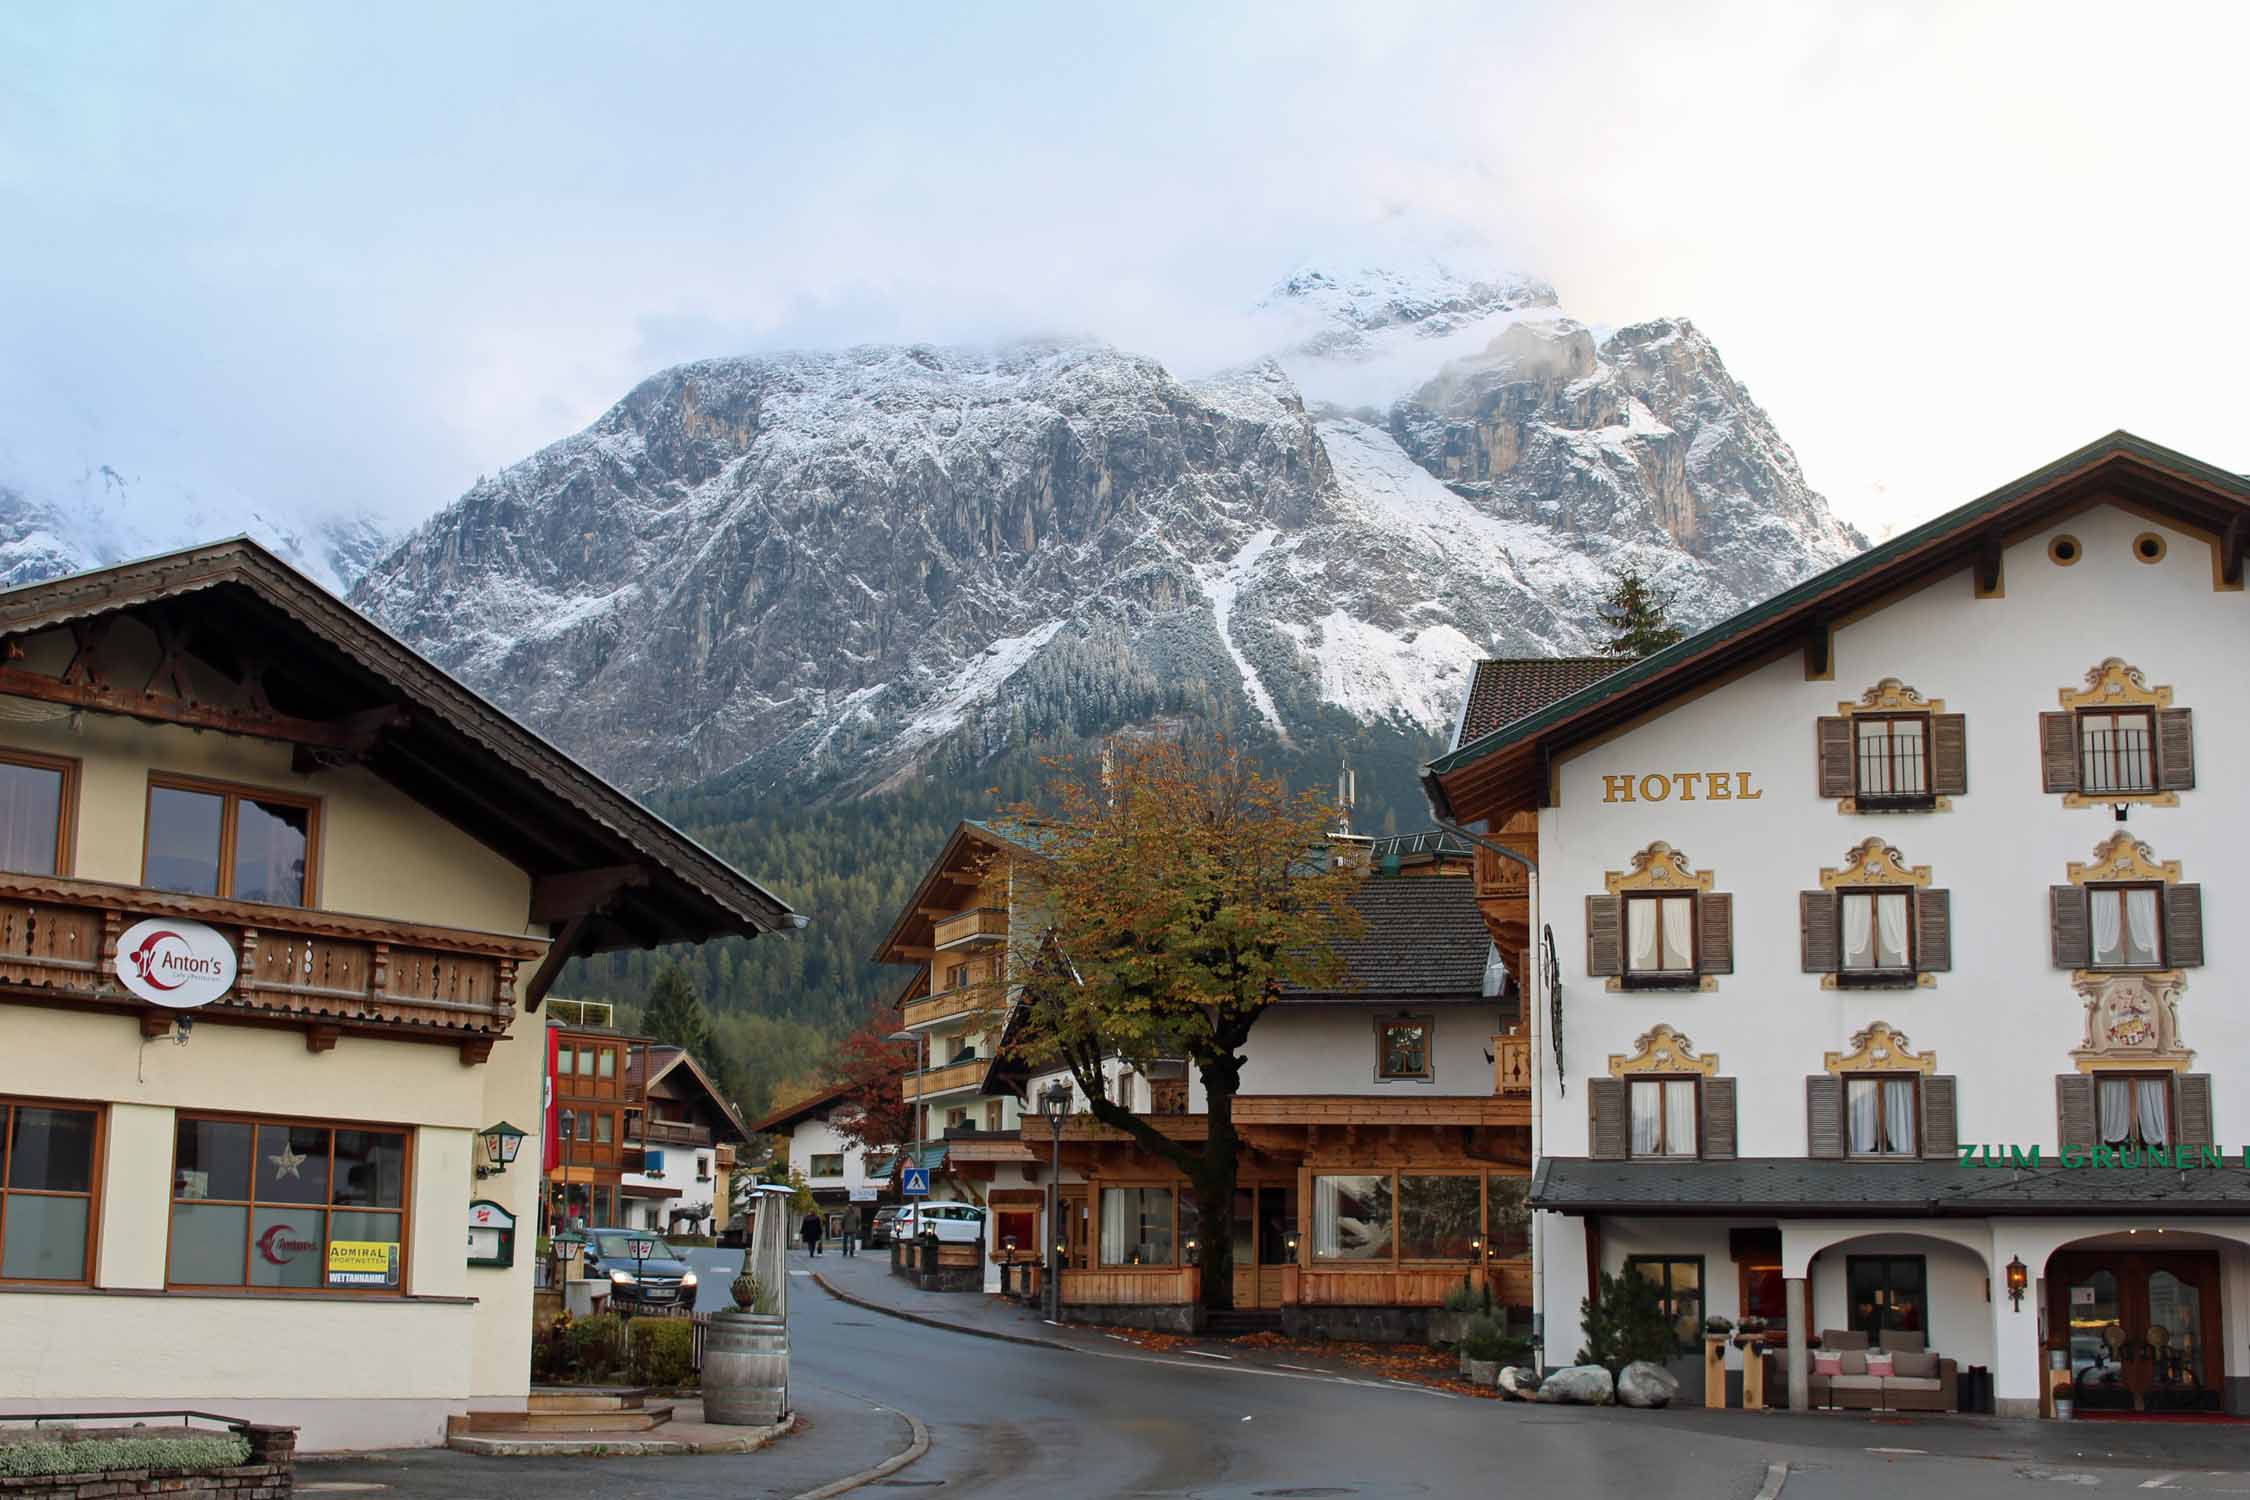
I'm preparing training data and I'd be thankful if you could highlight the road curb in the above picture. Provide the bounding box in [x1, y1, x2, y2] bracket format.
[789, 1408, 931, 1500]
[811, 1270, 1082, 1353]
[1754, 1460, 1788, 1499]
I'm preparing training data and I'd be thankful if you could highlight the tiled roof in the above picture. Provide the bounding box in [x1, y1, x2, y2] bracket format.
[1454, 657, 1623, 747]
[1533, 1157, 2250, 1216]
[1285, 875, 1498, 1003]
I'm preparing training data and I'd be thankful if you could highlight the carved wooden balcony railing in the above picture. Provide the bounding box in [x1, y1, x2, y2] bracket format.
[1493, 1034, 1532, 1095]
[933, 907, 1007, 950]
[902, 1056, 989, 1100]
[901, 983, 987, 1030]
[0, 871, 541, 1061]
[639, 1118, 714, 1148]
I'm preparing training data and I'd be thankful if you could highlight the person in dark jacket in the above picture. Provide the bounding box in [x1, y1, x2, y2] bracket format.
[800, 1209, 824, 1256]
[840, 1204, 861, 1257]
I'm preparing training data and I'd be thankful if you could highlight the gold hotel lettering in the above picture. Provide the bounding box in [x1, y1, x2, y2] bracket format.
[1602, 772, 1762, 804]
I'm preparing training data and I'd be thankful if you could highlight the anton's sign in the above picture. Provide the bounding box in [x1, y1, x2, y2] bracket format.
[1601, 772, 1763, 804]
[1958, 1143, 2247, 1169]
[116, 917, 238, 1008]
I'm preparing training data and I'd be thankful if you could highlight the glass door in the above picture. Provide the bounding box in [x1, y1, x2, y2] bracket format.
[2051, 1252, 2222, 1413]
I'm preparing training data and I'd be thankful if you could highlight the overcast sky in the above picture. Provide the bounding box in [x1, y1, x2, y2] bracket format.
[3, 2, 2243, 540]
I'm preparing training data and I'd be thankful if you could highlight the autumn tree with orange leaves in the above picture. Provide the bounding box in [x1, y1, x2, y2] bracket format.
[825, 1004, 918, 1155]
[999, 735, 1361, 1313]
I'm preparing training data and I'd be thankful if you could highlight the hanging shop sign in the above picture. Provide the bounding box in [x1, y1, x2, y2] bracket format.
[116, 917, 238, 1008]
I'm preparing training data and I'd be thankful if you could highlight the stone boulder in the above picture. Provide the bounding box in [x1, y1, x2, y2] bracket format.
[1617, 1360, 1680, 1409]
[1532, 1364, 1615, 1405]
[1497, 1365, 1540, 1401]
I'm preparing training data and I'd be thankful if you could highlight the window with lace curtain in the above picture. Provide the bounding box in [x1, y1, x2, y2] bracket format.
[1839, 889, 1913, 978]
[2088, 883, 2163, 969]
[1845, 1074, 1917, 1156]
[2096, 1073, 2170, 1148]
[1628, 1077, 1698, 1158]
[1623, 893, 1696, 984]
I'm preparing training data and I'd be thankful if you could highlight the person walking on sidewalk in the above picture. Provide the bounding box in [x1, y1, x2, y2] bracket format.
[840, 1204, 860, 1257]
[801, 1209, 824, 1256]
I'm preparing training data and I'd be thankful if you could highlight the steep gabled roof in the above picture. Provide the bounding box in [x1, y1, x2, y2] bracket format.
[0, 538, 798, 959]
[748, 1080, 854, 1136]
[870, 819, 1025, 964]
[1283, 873, 1500, 1006]
[1453, 657, 1622, 747]
[642, 1044, 752, 1144]
[1426, 433, 2250, 825]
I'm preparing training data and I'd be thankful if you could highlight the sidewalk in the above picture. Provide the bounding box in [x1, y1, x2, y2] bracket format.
[804, 1242, 1095, 1351]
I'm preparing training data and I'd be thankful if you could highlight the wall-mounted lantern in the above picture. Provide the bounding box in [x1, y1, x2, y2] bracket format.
[2005, 1254, 2029, 1310]
[476, 1120, 528, 1180]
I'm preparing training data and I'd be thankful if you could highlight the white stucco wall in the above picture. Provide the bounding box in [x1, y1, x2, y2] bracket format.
[1240, 1005, 1504, 1096]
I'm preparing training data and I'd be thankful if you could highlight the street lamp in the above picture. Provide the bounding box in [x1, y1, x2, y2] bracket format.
[1039, 1079, 1071, 1322]
[559, 1108, 577, 1231]
[888, 1028, 929, 1167]
[476, 1121, 528, 1180]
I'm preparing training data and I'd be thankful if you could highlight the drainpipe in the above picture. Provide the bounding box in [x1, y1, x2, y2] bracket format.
[1430, 814, 1546, 1361]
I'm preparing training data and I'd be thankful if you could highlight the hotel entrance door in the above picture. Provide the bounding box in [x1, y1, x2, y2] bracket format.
[2048, 1251, 2224, 1413]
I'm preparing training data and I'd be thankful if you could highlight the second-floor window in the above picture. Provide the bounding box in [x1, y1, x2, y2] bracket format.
[144, 777, 317, 907]
[1845, 1075, 1917, 1156]
[0, 752, 73, 877]
[1630, 1077, 1698, 1158]
[2089, 883, 2163, 969]
[1839, 890, 1913, 978]
[1854, 716, 1928, 802]
[809, 1153, 844, 1177]
[1378, 1019, 1430, 1080]
[2097, 1074, 2170, 1148]
[1625, 894, 1695, 983]
[2079, 709, 2155, 795]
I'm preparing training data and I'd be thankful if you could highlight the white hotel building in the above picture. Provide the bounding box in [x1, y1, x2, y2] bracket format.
[1426, 434, 2250, 1419]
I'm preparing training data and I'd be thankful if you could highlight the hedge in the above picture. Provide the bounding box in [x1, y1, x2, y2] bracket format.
[0, 1435, 252, 1477]
[631, 1317, 696, 1388]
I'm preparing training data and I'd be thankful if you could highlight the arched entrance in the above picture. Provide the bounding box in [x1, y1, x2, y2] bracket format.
[2048, 1232, 2231, 1414]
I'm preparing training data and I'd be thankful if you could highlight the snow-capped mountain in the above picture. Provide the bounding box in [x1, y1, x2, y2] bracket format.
[0, 466, 391, 595]
[352, 262, 1864, 799]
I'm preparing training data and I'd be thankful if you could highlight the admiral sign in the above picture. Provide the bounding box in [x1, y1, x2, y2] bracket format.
[116, 917, 237, 1008]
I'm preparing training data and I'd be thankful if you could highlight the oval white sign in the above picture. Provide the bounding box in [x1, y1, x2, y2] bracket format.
[116, 917, 238, 1008]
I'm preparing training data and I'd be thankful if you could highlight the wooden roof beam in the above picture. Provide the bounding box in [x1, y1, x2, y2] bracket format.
[532, 865, 652, 923]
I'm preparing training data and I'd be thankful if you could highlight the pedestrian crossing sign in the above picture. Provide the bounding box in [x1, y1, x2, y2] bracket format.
[901, 1166, 930, 1197]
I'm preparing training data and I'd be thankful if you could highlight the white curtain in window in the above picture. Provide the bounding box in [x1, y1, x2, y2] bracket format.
[1876, 892, 1911, 969]
[1312, 1176, 1342, 1258]
[2098, 1077, 2131, 1145]
[1883, 1081, 1916, 1154]
[1630, 1082, 1661, 1155]
[1847, 1079, 1879, 1153]
[1664, 1080, 1698, 1157]
[1628, 899, 1659, 971]
[1842, 895, 1875, 969]
[2125, 889, 2160, 966]
[2136, 1078, 2169, 1146]
[2091, 888, 2123, 965]
[1661, 897, 1693, 970]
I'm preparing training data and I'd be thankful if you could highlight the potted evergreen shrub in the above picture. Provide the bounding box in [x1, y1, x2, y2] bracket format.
[1432, 1277, 1479, 1349]
[1462, 1313, 1506, 1388]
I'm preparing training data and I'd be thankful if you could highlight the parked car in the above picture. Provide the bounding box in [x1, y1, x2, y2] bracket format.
[583, 1227, 699, 1311]
[895, 1202, 987, 1244]
[867, 1205, 904, 1247]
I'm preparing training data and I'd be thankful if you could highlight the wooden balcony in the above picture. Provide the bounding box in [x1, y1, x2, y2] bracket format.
[0, 870, 541, 1061]
[1493, 1034, 1532, 1095]
[933, 907, 1007, 950]
[903, 1056, 989, 1100]
[1231, 1095, 1530, 1129]
[639, 1118, 713, 1148]
[901, 983, 987, 1030]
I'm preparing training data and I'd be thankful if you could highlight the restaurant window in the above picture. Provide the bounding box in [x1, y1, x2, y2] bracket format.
[0, 1100, 100, 1283]
[169, 1116, 407, 1291]
[2097, 1073, 2171, 1148]
[1397, 1175, 1479, 1260]
[0, 752, 73, 877]
[1847, 1254, 1926, 1336]
[594, 1114, 613, 1145]
[573, 1111, 591, 1142]
[575, 1047, 595, 1080]
[1838, 890, 1912, 978]
[1311, 1173, 1392, 1261]
[1741, 1264, 1788, 1332]
[1845, 1075, 1917, 1156]
[1626, 1255, 1704, 1355]
[597, 1048, 617, 1079]
[1624, 894, 1695, 982]
[1629, 1077, 1698, 1158]
[2079, 709, 2156, 795]
[2089, 884, 2163, 969]
[809, 1154, 844, 1177]
[1854, 716, 1929, 803]
[143, 778, 317, 907]
[1486, 1175, 1530, 1259]
[1377, 1018, 1431, 1080]
[1099, 1186, 1175, 1266]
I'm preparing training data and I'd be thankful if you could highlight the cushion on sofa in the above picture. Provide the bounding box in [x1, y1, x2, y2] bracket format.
[1840, 1350, 1870, 1375]
[1865, 1351, 1895, 1377]
[1812, 1352, 1843, 1376]
[1883, 1376, 1943, 1393]
[1880, 1329, 1928, 1354]
[1821, 1329, 1871, 1351]
[1830, 1374, 1885, 1391]
[1892, 1350, 1939, 1379]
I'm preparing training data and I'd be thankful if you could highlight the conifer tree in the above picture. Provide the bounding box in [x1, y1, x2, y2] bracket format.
[1600, 565, 1685, 658]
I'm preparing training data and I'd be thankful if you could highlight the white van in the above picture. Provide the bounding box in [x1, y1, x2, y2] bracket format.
[894, 1201, 987, 1244]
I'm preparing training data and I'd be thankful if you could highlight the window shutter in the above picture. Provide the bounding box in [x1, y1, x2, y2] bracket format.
[2176, 1074, 2215, 1148]
[2050, 885, 2091, 968]
[1701, 1077, 1738, 1161]
[2040, 711, 2080, 793]
[1920, 1075, 1959, 1160]
[1588, 1078, 1628, 1161]
[1816, 716, 1853, 798]
[2165, 883, 2204, 968]
[2156, 707, 2195, 791]
[1586, 895, 1622, 977]
[1800, 890, 1840, 973]
[1930, 713, 1967, 797]
[1806, 1076, 1844, 1159]
[1697, 892, 1733, 975]
[2055, 1074, 2096, 1150]
[1913, 888, 1952, 973]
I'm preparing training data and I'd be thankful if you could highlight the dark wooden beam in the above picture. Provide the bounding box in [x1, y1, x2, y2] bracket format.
[531, 865, 651, 924]
[1975, 532, 2004, 596]
[520, 912, 594, 1014]
[1803, 616, 1831, 679]
[459, 1036, 497, 1067]
[139, 1009, 173, 1039]
[305, 1024, 340, 1055]
[2226, 513, 2246, 586]
[0, 662, 378, 748]
[291, 705, 411, 774]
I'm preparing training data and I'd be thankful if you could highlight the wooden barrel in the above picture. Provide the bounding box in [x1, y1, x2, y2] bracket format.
[703, 1311, 790, 1426]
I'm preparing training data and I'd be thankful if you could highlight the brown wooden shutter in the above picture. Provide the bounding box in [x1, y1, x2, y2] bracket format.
[1586, 895, 1622, 977]
[2050, 885, 2091, 968]
[2165, 883, 2204, 968]
[1588, 1078, 1628, 1160]
[1806, 1076, 1844, 1159]
[2156, 707, 2195, 791]
[1701, 1077, 1737, 1161]
[1698, 892, 1733, 975]
[1930, 713, 1968, 797]
[1817, 716, 1853, 798]
[1920, 1075, 1958, 1160]
[2040, 711, 2080, 793]
[2055, 1074, 2096, 1150]
[1800, 890, 1840, 973]
[1914, 888, 1952, 973]
[2176, 1074, 2215, 1148]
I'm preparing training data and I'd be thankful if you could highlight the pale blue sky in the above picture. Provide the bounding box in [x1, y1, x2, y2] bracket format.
[3, 2, 2243, 537]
